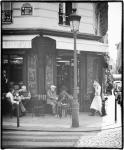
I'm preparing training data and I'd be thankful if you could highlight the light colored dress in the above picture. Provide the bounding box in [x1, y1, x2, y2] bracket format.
[90, 83, 102, 114]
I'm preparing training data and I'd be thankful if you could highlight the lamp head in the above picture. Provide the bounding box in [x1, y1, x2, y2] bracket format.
[69, 9, 81, 32]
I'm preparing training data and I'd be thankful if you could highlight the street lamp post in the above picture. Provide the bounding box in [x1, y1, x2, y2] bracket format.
[69, 9, 81, 128]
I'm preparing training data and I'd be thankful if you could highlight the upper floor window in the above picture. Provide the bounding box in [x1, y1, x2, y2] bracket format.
[21, 3, 32, 15]
[59, 2, 72, 26]
[2, 2, 12, 24]
[95, 2, 108, 36]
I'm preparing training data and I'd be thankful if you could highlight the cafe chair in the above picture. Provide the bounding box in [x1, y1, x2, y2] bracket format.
[56, 101, 71, 118]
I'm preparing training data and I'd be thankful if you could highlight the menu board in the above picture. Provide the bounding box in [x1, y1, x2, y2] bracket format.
[28, 54, 37, 96]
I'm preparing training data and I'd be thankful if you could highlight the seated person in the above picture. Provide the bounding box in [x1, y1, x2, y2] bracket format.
[6, 88, 18, 114]
[57, 86, 73, 117]
[19, 85, 31, 108]
[58, 86, 73, 105]
[6, 88, 26, 116]
[47, 85, 58, 115]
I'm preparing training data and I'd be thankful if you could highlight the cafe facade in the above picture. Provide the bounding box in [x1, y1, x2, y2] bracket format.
[2, 2, 108, 112]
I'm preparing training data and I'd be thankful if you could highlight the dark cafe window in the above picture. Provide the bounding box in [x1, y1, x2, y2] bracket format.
[21, 3, 32, 15]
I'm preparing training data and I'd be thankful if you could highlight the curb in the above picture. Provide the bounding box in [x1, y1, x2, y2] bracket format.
[2, 123, 121, 132]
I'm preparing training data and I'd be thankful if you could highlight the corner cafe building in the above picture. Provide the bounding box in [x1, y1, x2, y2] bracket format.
[2, 30, 108, 112]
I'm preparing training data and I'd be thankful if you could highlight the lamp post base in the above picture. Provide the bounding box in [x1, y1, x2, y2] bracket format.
[71, 99, 79, 128]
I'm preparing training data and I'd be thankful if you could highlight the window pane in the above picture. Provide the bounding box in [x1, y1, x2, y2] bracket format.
[2, 2, 11, 10]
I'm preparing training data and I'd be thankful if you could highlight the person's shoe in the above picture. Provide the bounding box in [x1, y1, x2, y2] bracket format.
[89, 113, 95, 116]
[20, 112, 26, 116]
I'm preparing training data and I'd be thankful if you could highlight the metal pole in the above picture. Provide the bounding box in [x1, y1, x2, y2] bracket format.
[72, 31, 79, 128]
[17, 102, 20, 127]
[74, 32, 78, 99]
[115, 97, 117, 122]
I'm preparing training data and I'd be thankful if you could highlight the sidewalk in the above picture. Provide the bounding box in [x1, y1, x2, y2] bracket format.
[2, 107, 122, 132]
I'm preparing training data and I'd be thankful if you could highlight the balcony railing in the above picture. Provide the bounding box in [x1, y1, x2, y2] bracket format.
[2, 10, 12, 24]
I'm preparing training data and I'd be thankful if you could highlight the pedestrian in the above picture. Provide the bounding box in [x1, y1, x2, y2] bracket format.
[89, 80, 102, 116]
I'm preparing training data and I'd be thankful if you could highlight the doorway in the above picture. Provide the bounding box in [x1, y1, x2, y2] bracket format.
[56, 50, 80, 95]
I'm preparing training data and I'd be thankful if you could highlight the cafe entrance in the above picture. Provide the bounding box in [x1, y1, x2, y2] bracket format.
[56, 50, 80, 95]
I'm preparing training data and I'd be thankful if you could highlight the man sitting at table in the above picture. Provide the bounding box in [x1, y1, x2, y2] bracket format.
[47, 85, 58, 115]
[19, 85, 31, 109]
[6, 88, 26, 116]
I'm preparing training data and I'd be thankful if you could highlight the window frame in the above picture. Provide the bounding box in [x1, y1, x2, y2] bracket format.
[2, 2, 12, 24]
[58, 2, 72, 26]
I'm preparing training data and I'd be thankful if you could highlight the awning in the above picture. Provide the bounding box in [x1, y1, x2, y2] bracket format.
[44, 35, 108, 53]
[3, 35, 38, 49]
[2, 35, 108, 53]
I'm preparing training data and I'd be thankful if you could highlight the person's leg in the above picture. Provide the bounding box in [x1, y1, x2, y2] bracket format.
[52, 103, 56, 114]
[58, 105, 62, 118]
[19, 101, 26, 115]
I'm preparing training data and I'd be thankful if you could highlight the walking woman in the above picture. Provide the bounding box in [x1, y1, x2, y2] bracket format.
[89, 80, 102, 116]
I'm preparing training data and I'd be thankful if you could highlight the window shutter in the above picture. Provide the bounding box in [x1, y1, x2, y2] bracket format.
[58, 2, 72, 26]
[65, 3, 72, 25]
[59, 3, 64, 24]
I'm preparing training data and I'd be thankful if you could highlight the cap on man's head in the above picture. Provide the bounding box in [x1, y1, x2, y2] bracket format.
[21, 85, 27, 91]
[51, 85, 56, 89]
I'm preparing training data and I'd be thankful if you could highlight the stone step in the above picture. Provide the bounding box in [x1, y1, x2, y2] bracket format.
[2, 130, 81, 148]
[3, 130, 85, 136]
[2, 141, 75, 148]
[2, 135, 79, 142]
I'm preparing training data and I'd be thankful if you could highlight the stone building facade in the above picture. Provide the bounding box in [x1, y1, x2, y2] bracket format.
[2, 2, 108, 112]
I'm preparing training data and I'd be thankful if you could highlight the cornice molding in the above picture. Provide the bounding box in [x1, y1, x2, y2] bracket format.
[2, 28, 102, 41]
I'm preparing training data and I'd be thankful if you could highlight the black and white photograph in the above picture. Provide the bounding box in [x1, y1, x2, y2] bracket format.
[1, 1, 123, 149]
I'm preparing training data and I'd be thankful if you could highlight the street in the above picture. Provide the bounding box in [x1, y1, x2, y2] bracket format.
[76, 127, 122, 148]
[2, 127, 122, 148]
